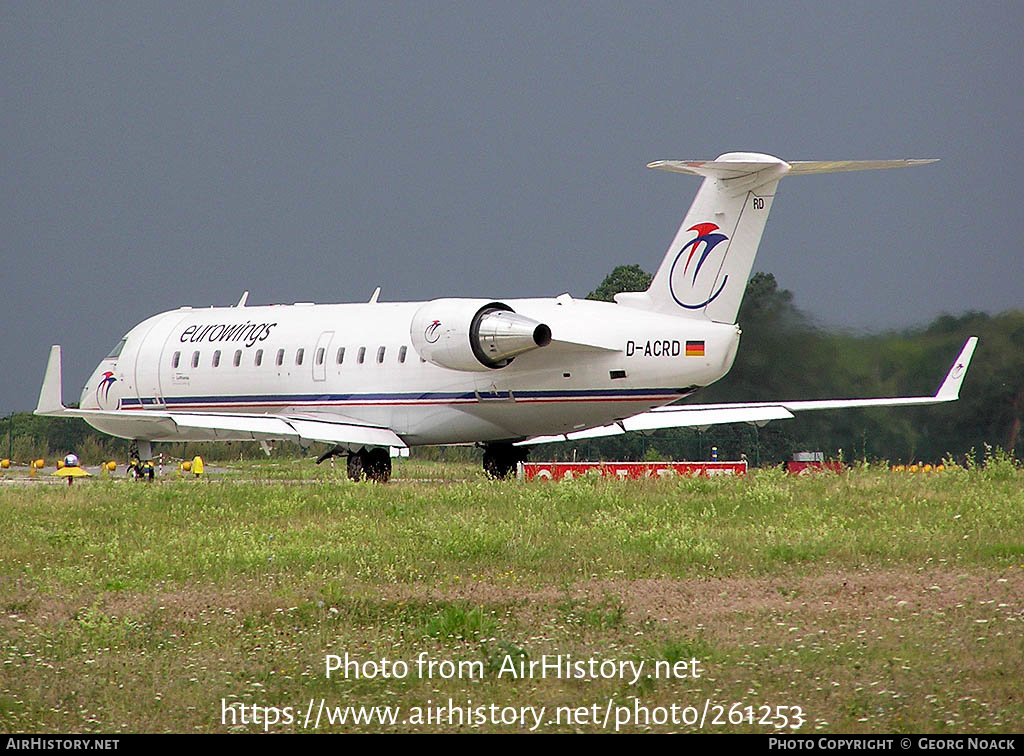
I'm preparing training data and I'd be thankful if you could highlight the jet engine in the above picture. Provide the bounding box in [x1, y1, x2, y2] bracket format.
[410, 299, 552, 371]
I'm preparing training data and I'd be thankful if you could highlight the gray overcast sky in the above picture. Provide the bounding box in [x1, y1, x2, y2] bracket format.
[2, 1, 1022, 413]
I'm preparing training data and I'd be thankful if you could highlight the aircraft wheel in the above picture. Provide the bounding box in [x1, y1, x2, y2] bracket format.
[347, 452, 365, 482]
[482, 444, 525, 480]
[350, 448, 391, 482]
[365, 448, 392, 483]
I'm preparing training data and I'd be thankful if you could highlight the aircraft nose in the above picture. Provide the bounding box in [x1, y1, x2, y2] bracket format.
[80, 365, 100, 409]
[82, 362, 121, 410]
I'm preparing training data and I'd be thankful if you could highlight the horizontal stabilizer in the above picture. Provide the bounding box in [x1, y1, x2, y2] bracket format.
[787, 159, 940, 174]
[647, 158, 938, 179]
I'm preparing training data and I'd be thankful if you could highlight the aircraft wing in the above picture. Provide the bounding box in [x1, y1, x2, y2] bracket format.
[519, 337, 977, 445]
[147, 411, 405, 448]
[34, 345, 407, 449]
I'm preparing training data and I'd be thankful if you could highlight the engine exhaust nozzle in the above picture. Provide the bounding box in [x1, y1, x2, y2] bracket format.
[473, 309, 551, 368]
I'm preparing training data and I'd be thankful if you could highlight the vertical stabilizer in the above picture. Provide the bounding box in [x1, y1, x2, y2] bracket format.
[616, 153, 789, 323]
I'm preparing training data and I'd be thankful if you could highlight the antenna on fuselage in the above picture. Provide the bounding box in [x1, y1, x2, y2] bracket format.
[235, 291, 249, 308]
[368, 287, 381, 304]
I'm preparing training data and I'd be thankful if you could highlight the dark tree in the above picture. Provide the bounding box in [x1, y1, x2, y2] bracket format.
[586, 264, 653, 302]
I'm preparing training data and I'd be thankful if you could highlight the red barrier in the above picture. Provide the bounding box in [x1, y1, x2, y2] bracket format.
[518, 460, 747, 481]
[785, 461, 844, 475]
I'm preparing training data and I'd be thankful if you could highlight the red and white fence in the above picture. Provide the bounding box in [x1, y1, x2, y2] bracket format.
[518, 460, 747, 481]
[785, 460, 844, 475]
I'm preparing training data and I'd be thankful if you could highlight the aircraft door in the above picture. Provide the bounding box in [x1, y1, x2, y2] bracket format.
[133, 312, 190, 409]
[313, 331, 334, 382]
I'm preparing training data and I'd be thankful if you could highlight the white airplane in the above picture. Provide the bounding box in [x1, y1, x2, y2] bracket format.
[35, 153, 977, 481]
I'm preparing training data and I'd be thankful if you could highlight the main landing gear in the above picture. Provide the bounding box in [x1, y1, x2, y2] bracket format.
[482, 442, 529, 480]
[315, 445, 392, 482]
[318, 443, 527, 482]
[349, 448, 391, 483]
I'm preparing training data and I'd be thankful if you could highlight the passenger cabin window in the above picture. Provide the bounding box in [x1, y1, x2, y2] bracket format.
[336, 347, 345, 364]
[212, 350, 221, 368]
[106, 339, 127, 359]
[376, 346, 385, 364]
[316, 347, 325, 366]
[276, 349, 285, 366]
[255, 349, 263, 367]
[357, 347, 366, 364]
[398, 346, 407, 364]
[171, 351, 180, 369]
[296, 348, 305, 366]
[191, 351, 200, 368]
[233, 350, 241, 367]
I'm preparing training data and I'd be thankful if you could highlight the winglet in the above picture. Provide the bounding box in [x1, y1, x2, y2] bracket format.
[935, 337, 978, 401]
[35, 345, 67, 415]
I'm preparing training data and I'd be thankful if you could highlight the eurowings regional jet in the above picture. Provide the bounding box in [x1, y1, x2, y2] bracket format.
[35, 153, 977, 481]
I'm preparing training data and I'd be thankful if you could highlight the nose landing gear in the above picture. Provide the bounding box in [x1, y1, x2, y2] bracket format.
[127, 440, 156, 481]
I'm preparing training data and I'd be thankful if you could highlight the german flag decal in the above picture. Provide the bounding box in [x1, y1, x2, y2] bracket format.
[685, 340, 705, 357]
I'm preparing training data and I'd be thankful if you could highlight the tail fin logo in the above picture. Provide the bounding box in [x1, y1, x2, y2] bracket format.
[669, 223, 730, 309]
[96, 371, 117, 408]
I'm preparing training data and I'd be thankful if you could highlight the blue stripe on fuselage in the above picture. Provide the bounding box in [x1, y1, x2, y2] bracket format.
[120, 387, 689, 408]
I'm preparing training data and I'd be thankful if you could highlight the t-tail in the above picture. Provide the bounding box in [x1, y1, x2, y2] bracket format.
[614, 153, 937, 324]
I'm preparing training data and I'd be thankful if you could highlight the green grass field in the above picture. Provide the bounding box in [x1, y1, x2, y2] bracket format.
[1, 459, 1021, 733]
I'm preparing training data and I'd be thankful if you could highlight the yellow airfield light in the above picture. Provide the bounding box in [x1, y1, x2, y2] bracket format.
[52, 466, 91, 478]
[52, 464, 92, 486]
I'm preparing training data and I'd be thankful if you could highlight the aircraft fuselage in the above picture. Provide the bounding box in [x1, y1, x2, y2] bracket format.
[79, 296, 741, 446]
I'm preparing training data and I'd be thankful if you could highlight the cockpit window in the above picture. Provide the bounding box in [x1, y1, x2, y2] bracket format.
[105, 339, 127, 359]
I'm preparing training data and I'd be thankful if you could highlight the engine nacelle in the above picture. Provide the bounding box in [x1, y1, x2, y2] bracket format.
[410, 299, 552, 371]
